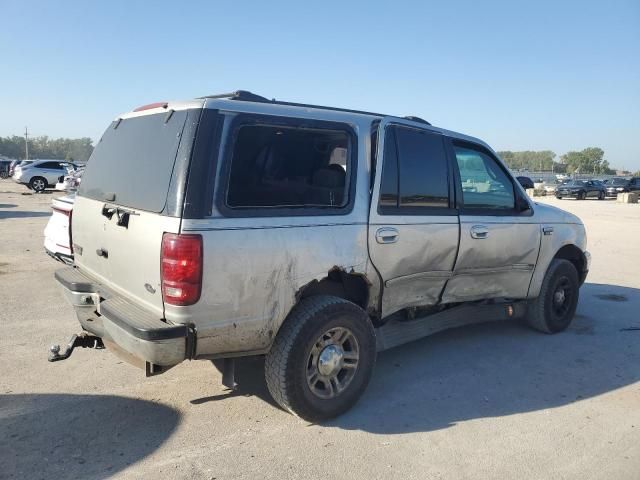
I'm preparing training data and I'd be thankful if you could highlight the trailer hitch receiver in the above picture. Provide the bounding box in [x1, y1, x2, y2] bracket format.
[48, 333, 105, 362]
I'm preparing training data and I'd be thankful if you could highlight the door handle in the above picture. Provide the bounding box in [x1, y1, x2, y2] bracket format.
[375, 227, 399, 244]
[470, 225, 489, 239]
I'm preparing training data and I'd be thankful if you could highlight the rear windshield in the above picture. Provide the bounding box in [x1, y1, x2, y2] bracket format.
[78, 110, 188, 212]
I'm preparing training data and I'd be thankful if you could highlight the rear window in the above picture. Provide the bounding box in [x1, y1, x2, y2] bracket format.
[78, 110, 188, 212]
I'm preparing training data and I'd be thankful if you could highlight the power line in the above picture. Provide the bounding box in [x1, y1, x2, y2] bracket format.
[24, 126, 29, 160]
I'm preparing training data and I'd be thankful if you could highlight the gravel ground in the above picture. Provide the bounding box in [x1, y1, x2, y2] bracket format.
[1, 181, 639, 480]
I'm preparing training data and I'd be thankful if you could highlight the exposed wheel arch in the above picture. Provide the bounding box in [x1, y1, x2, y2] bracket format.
[297, 268, 371, 315]
[553, 244, 587, 285]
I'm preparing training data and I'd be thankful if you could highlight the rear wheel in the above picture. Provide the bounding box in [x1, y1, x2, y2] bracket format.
[526, 259, 579, 334]
[598, 191, 604, 200]
[265, 296, 376, 422]
[29, 176, 47, 193]
[578, 191, 586, 200]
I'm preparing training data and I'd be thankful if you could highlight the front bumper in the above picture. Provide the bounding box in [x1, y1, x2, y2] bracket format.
[556, 190, 580, 197]
[55, 267, 191, 368]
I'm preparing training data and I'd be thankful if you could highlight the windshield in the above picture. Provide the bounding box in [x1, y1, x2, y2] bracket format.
[566, 180, 585, 186]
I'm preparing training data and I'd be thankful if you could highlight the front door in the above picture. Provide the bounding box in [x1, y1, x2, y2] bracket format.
[368, 120, 459, 318]
[441, 140, 541, 303]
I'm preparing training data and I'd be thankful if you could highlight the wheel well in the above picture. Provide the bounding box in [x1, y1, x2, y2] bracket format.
[554, 245, 585, 277]
[297, 269, 370, 311]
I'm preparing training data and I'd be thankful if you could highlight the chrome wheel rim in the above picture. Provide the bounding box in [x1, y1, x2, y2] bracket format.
[33, 179, 45, 191]
[306, 327, 359, 399]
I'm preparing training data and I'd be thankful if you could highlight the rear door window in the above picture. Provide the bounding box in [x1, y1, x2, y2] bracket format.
[78, 110, 188, 212]
[378, 125, 451, 213]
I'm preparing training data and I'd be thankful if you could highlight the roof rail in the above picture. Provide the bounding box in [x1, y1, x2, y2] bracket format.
[200, 90, 270, 102]
[403, 116, 431, 126]
[200, 90, 431, 125]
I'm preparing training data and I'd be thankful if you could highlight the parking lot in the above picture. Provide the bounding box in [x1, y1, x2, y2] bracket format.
[1, 180, 638, 479]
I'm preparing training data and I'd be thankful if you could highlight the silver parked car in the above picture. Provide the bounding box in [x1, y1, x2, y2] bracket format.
[51, 91, 590, 421]
[13, 159, 77, 192]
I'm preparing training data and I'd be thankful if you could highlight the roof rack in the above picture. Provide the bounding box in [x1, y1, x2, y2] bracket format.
[200, 90, 431, 125]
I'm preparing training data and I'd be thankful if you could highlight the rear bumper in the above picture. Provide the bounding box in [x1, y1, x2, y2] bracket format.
[55, 267, 190, 367]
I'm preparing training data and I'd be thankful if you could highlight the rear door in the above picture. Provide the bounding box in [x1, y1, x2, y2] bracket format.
[441, 140, 540, 303]
[73, 108, 193, 316]
[368, 120, 459, 318]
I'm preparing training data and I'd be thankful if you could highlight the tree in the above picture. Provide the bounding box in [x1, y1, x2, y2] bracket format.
[497, 150, 557, 171]
[561, 147, 610, 174]
[0, 135, 94, 162]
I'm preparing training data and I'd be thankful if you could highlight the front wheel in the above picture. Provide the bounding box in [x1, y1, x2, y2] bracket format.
[598, 191, 604, 200]
[265, 296, 376, 422]
[526, 259, 579, 334]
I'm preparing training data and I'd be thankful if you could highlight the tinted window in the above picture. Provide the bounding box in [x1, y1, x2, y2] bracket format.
[454, 144, 515, 209]
[395, 127, 449, 208]
[38, 161, 63, 169]
[378, 127, 399, 209]
[79, 110, 188, 212]
[226, 124, 351, 209]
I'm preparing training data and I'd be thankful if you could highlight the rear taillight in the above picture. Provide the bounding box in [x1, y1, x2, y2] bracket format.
[52, 206, 70, 217]
[161, 233, 203, 306]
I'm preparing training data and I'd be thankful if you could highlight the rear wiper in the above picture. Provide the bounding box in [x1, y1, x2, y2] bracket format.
[101, 204, 139, 228]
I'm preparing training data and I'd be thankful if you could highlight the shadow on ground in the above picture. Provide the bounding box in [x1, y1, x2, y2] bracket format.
[0, 210, 51, 219]
[201, 283, 640, 432]
[0, 204, 16, 208]
[0, 394, 180, 479]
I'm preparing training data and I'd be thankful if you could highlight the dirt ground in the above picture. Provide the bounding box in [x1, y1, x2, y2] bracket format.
[1, 180, 639, 480]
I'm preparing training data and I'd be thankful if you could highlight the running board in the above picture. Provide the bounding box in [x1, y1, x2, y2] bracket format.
[375, 301, 527, 352]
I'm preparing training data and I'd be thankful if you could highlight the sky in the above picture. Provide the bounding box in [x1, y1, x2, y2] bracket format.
[1, 0, 639, 170]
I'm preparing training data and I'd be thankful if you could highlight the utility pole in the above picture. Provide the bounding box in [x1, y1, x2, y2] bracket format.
[24, 126, 29, 160]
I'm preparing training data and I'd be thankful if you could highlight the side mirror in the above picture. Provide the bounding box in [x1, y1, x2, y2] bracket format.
[516, 195, 531, 212]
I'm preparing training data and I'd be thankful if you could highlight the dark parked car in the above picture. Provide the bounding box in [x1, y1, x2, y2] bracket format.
[0, 160, 11, 178]
[516, 176, 535, 189]
[556, 180, 606, 200]
[605, 177, 640, 197]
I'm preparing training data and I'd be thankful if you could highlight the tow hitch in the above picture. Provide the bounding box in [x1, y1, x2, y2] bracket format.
[48, 333, 105, 362]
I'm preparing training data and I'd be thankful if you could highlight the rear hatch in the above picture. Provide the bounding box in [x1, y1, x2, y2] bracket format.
[73, 106, 198, 317]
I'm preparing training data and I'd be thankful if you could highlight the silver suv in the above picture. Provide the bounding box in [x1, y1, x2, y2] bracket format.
[51, 91, 590, 421]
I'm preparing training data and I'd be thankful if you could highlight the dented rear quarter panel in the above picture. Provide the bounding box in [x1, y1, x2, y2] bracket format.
[172, 113, 377, 357]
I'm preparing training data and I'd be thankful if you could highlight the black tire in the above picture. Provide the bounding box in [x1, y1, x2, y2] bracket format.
[598, 191, 604, 200]
[577, 191, 586, 200]
[556, 195, 562, 200]
[265, 296, 376, 422]
[526, 259, 579, 334]
[29, 176, 47, 193]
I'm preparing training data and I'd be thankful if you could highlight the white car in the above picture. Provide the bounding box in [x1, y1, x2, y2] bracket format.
[55, 167, 84, 192]
[44, 195, 74, 264]
[13, 160, 77, 192]
[542, 183, 557, 195]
